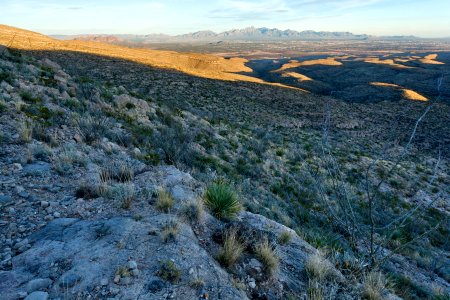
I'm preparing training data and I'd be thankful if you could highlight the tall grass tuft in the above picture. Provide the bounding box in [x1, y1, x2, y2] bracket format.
[217, 229, 244, 267]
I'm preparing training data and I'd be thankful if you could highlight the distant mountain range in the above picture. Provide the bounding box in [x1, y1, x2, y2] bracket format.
[52, 26, 418, 43]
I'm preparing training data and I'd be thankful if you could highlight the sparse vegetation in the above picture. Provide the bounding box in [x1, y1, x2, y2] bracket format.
[181, 200, 204, 223]
[161, 219, 180, 243]
[305, 251, 334, 282]
[18, 121, 33, 143]
[204, 182, 242, 220]
[278, 231, 292, 245]
[157, 260, 181, 283]
[255, 238, 279, 277]
[217, 229, 244, 267]
[155, 189, 175, 213]
[361, 272, 388, 300]
[77, 114, 110, 144]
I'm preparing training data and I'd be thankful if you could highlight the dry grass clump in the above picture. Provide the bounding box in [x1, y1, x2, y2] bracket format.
[161, 219, 180, 243]
[181, 200, 204, 223]
[361, 272, 388, 300]
[305, 251, 335, 281]
[99, 163, 134, 184]
[278, 231, 292, 245]
[77, 114, 110, 144]
[19, 122, 33, 143]
[155, 189, 175, 213]
[308, 279, 324, 300]
[217, 229, 244, 267]
[204, 182, 242, 220]
[255, 238, 279, 277]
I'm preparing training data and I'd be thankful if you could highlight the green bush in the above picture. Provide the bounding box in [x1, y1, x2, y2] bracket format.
[157, 260, 181, 283]
[203, 182, 242, 220]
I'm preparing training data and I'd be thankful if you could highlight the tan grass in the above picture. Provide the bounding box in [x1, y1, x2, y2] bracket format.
[282, 71, 313, 82]
[305, 251, 334, 281]
[255, 238, 279, 277]
[275, 57, 342, 72]
[370, 82, 428, 101]
[155, 189, 175, 213]
[361, 272, 388, 300]
[0, 24, 306, 90]
[217, 229, 244, 267]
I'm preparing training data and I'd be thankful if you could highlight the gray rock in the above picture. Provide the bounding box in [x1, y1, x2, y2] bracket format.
[25, 278, 52, 293]
[100, 278, 109, 286]
[127, 260, 138, 270]
[0, 195, 12, 206]
[247, 258, 263, 278]
[59, 273, 81, 288]
[119, 276, 131, 285]
[24, 291, 49, 300]
[10, 217, 248, 299]
[18, 191, 30, 199]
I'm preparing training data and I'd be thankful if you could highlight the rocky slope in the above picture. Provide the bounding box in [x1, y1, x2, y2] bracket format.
[0, 45, 352, 300]
[1, 30, 449, 300]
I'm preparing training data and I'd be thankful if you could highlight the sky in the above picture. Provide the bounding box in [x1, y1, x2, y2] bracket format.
[0, 0, 449, 37]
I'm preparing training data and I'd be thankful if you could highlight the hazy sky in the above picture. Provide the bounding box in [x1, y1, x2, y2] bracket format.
[1, 0, 449, 37]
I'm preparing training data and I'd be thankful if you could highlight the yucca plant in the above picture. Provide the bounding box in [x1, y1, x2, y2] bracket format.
[203, 182, 242, 220]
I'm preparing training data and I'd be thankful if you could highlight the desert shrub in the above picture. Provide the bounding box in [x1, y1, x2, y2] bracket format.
[77, 114, 109, 144]
[99, 162, 133, 184]
[305, 251, 335, 281]
[31, 144, 52, 161]
[155, 189, 174, 213]
[112, 183, 135, 209]
[0, 100, 6, 113]
[278, 231, 292, 245]
[362, 272, 388, 300]
[99, 180, 135, 209]
[0, 69, 14, 84]
[75, 184, 99, 199]
[153, 124, 195, 167]
[217, 229, 244, 267]
[116, 265, 130, 278]
[20, 91, 41, 104]
[18, 121, 33, 144]
[157, 260, 181, 283]
[255, 238, 279, 277]
[161, 219, 180, 243]
[181, 200, 204, 223]
[203, 182, 241, 220]
[32, 124, 56, 145]
[53, 147, 86, 175]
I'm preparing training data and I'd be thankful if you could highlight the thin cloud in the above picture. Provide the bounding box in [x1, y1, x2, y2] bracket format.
[209, 0, 291, 20]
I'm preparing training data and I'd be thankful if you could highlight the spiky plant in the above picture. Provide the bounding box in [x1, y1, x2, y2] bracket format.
[203, 182, 241, 220]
